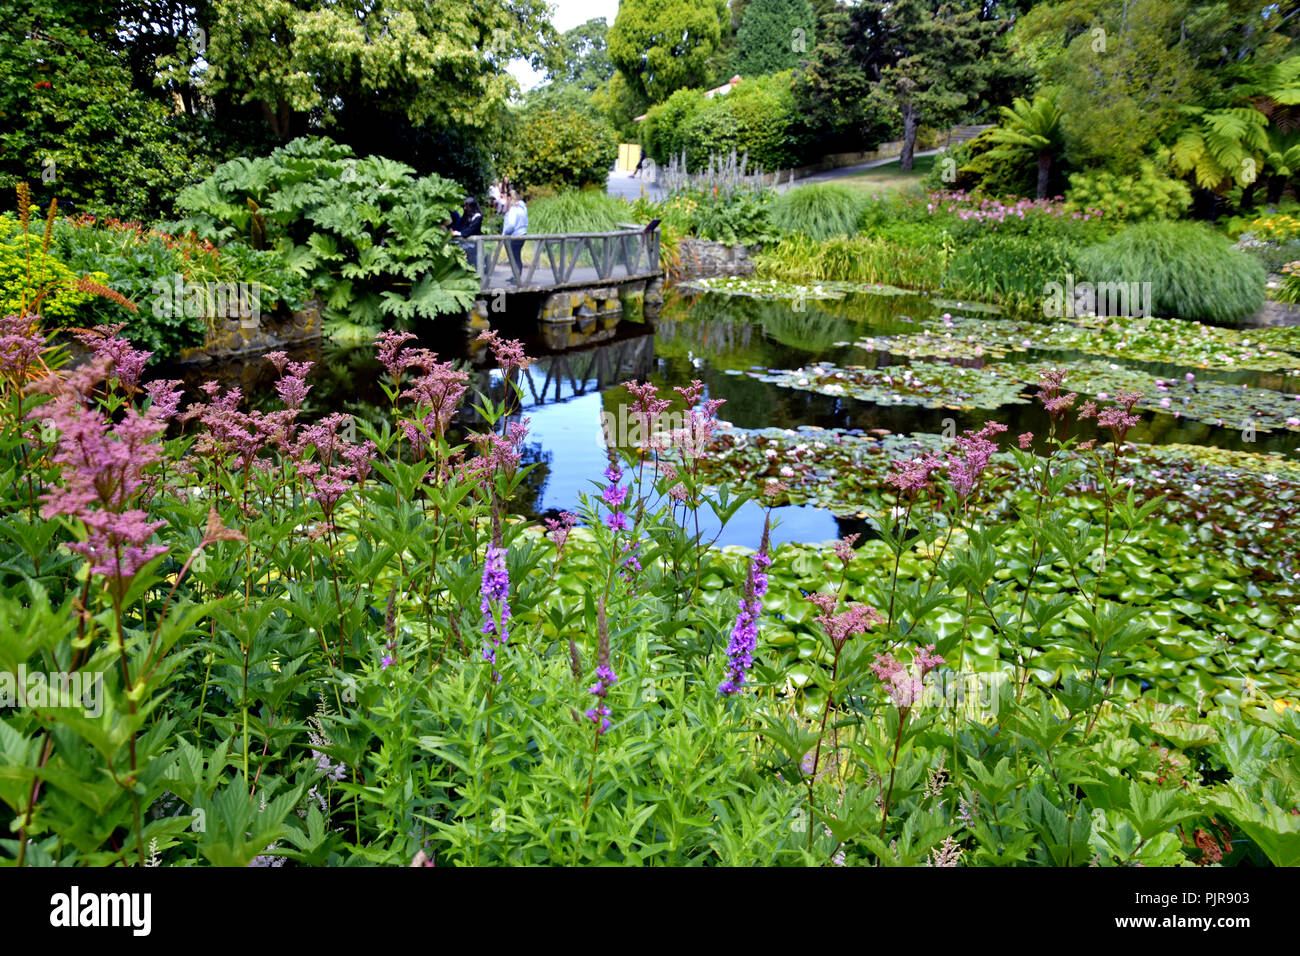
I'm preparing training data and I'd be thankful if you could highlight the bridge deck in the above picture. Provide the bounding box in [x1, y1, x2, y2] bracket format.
[463, 228, 662, 293]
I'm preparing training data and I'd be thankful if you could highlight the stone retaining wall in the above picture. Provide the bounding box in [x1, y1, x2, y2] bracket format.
[175, 296, 323, 364]
[676, 239, 755, 279]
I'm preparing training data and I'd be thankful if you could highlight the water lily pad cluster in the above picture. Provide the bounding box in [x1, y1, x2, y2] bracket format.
[857, 313, 1300, 373]
[692, 423, 1300, 577]
[1001, 360, 1300, 434]
[746, 359, 1031, 409]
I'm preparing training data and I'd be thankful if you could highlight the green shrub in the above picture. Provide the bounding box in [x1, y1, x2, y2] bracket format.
[687, 187, 779, 246]
[507, 104, 618, 191]
[736, 0, 816, 75]
[529, 190, 630, 234]
[0, 226, 105, 325]
[947, 234, 1081, 315]
[642, 88, 705, 165]
[770, 184, 862, 241]
[45, 217, 310, 358]
[1076, 221, 1266, 323]
[0, 18, 202, 222]
[1066, 160, 1192, 222]
[171, 137, 479, 338]
[921, 129, 1037, 198]
[676, 74, 803, 172]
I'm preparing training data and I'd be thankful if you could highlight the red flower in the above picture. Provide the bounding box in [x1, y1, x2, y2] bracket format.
[33, 80, 52, 89]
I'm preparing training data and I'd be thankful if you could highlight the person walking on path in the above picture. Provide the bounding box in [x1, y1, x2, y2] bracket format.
[502, 187, 528, 282]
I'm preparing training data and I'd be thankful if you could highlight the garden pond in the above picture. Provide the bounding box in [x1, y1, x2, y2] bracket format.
[152, 279, 1300, 561]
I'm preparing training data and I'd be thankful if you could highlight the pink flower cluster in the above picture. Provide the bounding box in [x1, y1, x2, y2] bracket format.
[666, 380, 726, 460]
[0, 313, 47, 384]
[375, 331, 471, 458]
[946, 421, 1007, 499]
[26, 345, 169, 583]
[870, 645, 945, 713]
[925, 190, 1102, 225]
[808, 592, 884, 652]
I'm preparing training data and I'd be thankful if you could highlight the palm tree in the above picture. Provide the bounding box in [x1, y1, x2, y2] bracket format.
[985, 88, 1065, 200]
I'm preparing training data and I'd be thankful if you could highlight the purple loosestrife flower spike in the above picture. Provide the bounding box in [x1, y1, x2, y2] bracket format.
[480, 543, 511, 669]
[719, 519, 773, 696]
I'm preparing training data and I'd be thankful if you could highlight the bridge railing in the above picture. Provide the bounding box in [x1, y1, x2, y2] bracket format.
[462, 227, 661, 291]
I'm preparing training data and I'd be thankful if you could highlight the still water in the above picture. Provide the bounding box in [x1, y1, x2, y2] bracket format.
[152, 288, 1300, 548]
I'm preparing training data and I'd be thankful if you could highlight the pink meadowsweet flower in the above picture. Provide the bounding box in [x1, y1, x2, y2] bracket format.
[886, 452, 944, 495]
[401, 360, 469, 436]
[74, 324, 151, 396]
[1077, 401, 1098, 421]
[833, 534, 859, 565]
[623, 380, 671, 444]
[945, 422, 1006, 499]
[871, 644, 944, 713]
[1114, 390, 1142, 412]
[26, 360, 169, 584]
[375, 330, 419, 379]
[545, 511, 579, 558]
[476, 330, 532, 375]
[342, 439, 377, 486]
[0, 312, 47, 382]
[310, 472, 350, 517]
[808, 592, 884, 651]
[1097, 405, 1141, 436]
[273, 359, 313, 410]
[143, 379, 185, 423]
[1018, 432, 1033, 449]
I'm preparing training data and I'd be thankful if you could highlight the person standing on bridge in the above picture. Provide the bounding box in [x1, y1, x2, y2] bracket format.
[451, 197, 483, 269]
[502, 187, 528, 282]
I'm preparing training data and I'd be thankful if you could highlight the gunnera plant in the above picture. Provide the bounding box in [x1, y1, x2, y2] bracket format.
[1075, 221, 1266, 323]
[770, 184, 863, 241]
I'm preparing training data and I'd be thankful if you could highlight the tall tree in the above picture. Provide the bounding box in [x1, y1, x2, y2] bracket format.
[796, 1, 1007, 168]
[545, 17, 615, 93]
[736, 0, 816, 76]
[609, 0, 729, 103]
[204, 0, 554, 139]
[869, 1, 1000, 171]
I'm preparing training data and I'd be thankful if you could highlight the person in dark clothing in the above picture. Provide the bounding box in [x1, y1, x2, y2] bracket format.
[453, 197, 482, 237]
[451, 197, 483, 269]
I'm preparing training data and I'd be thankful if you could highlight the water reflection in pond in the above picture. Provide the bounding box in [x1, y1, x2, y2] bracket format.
[151, 286, 1300, 546]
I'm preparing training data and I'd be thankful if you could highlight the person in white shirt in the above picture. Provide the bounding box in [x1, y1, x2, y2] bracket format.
[502, 188, 528, 281]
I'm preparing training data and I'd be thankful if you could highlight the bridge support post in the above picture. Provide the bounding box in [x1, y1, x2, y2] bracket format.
[537, 287, 623, 350]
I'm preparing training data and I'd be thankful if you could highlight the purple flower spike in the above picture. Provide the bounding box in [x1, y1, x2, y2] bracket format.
[719, 521, 773, 696]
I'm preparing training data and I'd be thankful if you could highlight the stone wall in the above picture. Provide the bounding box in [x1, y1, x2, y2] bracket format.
[175, 296, 323, 364]
[1244, 298, 1300, 327]
[676, 239, 755, 279]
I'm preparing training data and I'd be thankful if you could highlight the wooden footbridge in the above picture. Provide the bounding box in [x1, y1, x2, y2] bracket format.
[461, 226, 665, 343]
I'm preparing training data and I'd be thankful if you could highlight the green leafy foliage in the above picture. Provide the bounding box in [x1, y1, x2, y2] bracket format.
[610, 0, 728, 103]
[0, 9, 200, 223]
[171, 137, 479, 337]
[506, 104, 618, 191]
[1068, 161, 1194, 222]
[736, 0, 816, 77]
